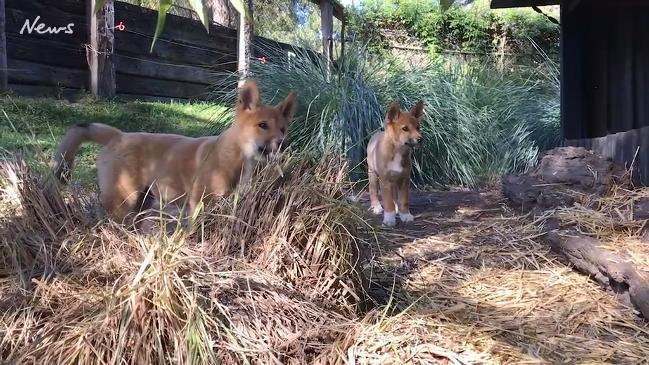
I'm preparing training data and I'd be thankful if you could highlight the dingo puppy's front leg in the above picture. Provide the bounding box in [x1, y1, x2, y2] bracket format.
[397, 177, 414, 222]
[381, 180, 397, 226]
[368, 170, 383, 215]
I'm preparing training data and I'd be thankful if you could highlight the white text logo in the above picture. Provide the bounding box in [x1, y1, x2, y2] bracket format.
[20, 16, 74, 35]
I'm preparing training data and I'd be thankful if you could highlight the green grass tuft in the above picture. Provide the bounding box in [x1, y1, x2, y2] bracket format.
[0, 96, 231, 186]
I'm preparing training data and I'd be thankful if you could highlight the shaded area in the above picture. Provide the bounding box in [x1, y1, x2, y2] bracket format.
[357, 187, 649, 363]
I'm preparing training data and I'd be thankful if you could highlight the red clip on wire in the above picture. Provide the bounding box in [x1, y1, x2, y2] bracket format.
[115, 22, 126, 31]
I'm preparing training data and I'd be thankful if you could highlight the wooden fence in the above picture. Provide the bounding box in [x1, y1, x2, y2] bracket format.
[3, 0, 313, 100]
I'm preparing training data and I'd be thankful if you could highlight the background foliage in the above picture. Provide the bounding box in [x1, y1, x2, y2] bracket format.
[347, 0, 559, 60]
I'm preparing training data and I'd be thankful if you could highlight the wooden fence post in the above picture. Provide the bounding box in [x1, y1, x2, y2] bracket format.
[237, 0, 253, 85]
[88, 0, 116, 98]
[340, 14, 345, 61]
[320, 0, 333, 77]
[0, 0, 7, 92]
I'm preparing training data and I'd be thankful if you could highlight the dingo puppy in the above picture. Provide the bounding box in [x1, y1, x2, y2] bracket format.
[51, 80, 297, 222]
[367, 100, 424, 226]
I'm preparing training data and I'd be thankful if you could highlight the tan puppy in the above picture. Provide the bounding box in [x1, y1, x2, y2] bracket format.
[51, 80, 297, 222]
[366, 100, 424, 226]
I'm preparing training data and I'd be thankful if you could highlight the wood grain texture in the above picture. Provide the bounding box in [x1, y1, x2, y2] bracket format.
[116, 73, 209, 99]
[88, 0, 115, 98]
[8, 59, 86, 88]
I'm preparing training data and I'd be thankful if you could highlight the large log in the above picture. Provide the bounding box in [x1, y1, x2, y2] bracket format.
[546, 231, 649, 318]
[502, 147, 628, 211]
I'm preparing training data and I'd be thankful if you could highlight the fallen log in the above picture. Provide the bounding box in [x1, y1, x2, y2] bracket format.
[545, 230, 649, 318]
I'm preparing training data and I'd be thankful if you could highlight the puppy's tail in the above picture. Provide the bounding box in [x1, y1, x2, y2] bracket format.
[51, 123, 122, 183]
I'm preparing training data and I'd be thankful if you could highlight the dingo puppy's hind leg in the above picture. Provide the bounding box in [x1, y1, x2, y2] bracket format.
[97, 157, 141, 223]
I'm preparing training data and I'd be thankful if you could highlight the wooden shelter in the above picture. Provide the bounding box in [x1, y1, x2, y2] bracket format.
[492, 0, 649, 182]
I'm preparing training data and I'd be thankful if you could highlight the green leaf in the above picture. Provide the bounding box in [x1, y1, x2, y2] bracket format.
[151, 0, 173, 52]
[93, 0, 107, 14]
[187, 0, 210, 33]
[440, 0, 455, 11]
[230, 0, 253, 23]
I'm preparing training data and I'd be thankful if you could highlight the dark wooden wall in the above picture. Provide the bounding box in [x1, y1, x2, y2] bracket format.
[5, 0, 306, 100]
[562, 0, 649, 182]
[562, 0, 649, 140]
[6, 0, 88, 98]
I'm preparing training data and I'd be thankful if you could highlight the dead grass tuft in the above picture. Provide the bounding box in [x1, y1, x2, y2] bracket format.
[4, 155, 649, 364]
[0, 153, 366, 364]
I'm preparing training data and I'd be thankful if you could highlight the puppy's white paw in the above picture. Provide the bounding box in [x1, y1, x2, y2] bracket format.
[383, 211, 396, 227]
[371, 204, 384, 215]
[399, 212, 414, 222]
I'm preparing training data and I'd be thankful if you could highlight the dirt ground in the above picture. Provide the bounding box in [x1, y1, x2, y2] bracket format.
[356, 189, 649, 364]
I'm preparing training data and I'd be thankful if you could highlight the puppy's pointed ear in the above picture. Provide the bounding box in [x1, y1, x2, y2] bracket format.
[237, 80, 261, 111]
[277, 91, 298, 122]
[410, 100, 424, 120]
[385, 102, 401, 125]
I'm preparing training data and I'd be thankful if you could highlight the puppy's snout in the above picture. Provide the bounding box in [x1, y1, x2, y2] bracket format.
[408, 137, 421, 147]
[269, 137, 285, 152]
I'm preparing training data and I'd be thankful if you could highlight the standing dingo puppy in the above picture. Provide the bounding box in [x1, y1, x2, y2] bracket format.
[366, 100, 424, 226]
[51, 80, 297, 222]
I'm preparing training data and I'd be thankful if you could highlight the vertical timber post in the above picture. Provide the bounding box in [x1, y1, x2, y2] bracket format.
[0, 0, 7, 92]
[238, 0, 254, 86]
[320, 0, 333, 79]
[340, 14, 345, 61]
[88, 0, 116, 98]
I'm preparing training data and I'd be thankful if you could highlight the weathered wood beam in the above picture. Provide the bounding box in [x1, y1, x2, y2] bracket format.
[320, 0, 333, 74]
[308, 0, 344, 20]
[490, 0, 558, 9]
[0, 0, 7, 92]
[87, 0, 116, 98]
[237, 0, 253, 84]
[340, 13, 345, 61]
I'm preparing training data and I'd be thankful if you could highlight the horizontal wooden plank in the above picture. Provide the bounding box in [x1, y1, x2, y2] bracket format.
[114, 55, 227, 85]
[115, 31, 236, 67]
[116, 93, 191, 103]
[114, 1, 238, 52]
[6, 0, 85, 17]
[567, 125, 649, 184]
[5, 7, 86, 45]
[490, 0, 559, 8]
[116, 73, 210, 99]
[8, 83, 86, 100]
[7, 34, 87, 69]
[8, 59, 87, 88]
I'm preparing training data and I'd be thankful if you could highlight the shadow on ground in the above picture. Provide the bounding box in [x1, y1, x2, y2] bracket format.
[356, 189, 649, 363]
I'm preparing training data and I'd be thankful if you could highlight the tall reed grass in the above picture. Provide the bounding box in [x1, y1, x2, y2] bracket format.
[211, 43, 560, 187]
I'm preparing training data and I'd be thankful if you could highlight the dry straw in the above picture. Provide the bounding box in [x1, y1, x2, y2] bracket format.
[3, 155, 649, 364]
